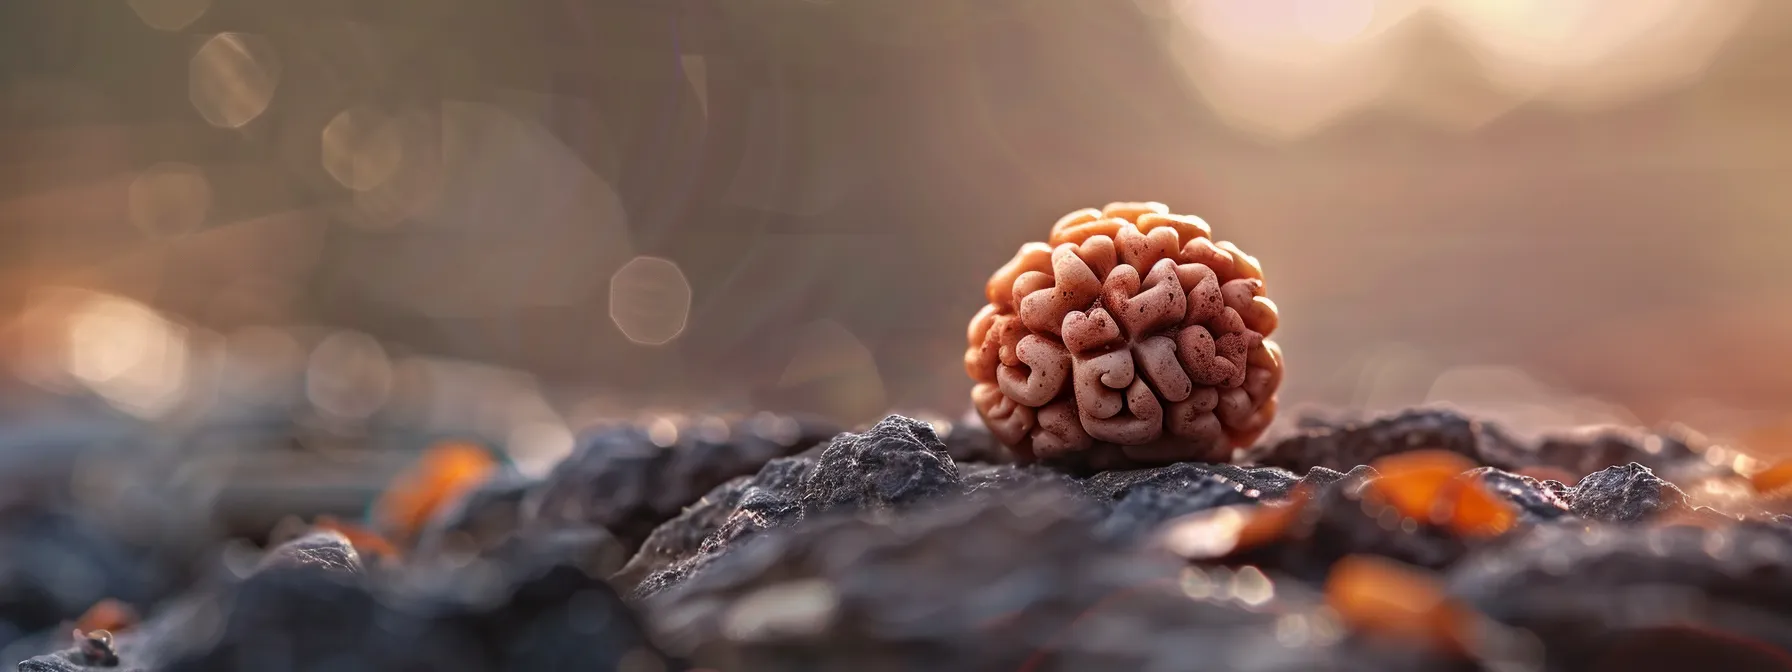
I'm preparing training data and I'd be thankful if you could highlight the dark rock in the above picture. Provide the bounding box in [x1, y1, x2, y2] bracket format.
[16, 632, 128, 672]
[615, 457, 813, 590]
[636, 421, 1381, 599]
[151, 534, 676, 672]
[47, 406, 1792, 671]
[632, 485, 805, 600]
[1298, 466, 1349, 491]
[1229, 476, 1468, 585]
[961, 463, 1076, 500]
[635, 417, 1077, 598]
[528, 414, 835, 554]
[17, 649, 133, 672]
[643, 489, 1339, 672]
[1539, 478, 1574, 502]
[487, 526, 631, 582]
[1084, 462, 1301, 503]
[1448, 523, 1792, 670]
[1568, 463, 1688, 523]
[0, 508, 165, 654]
[160, 561, 392, 672]
[1323, 465, 1382, 498]
[254, 531, 363, 575]
[1080, 463, 1296, 542]
[1248, 408, 1728, 499]
[460, 564, 682, 672]
[1464, 467, 1572, 523]
[1245, 407, 1528, 474]
[1095, 486, 1250, 542]
[797, 416, 960, 517]
[17, 616, 165, 672]
[1534, 425, 1707, 480]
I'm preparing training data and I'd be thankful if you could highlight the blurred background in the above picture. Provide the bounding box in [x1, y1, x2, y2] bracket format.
[2, 0, 1791, 507]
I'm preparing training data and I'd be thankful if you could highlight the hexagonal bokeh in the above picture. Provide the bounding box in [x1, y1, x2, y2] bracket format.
[609, 256, 693, 346]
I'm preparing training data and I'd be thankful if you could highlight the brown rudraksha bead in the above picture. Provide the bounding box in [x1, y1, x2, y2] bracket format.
[966, 202, 1282, 468]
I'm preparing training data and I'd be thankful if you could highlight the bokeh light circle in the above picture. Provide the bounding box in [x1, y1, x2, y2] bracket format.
[128, 0, 211, 31]
[189, 32, 281, 129]
[609, 256, 693, 346]
[321, 106, 404, 191]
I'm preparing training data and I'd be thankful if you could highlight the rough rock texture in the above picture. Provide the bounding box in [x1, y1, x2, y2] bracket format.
[254, 530, 364, 574]
[528, 414, 838, 553]
[1250, 407, 1742, 487]
[18, 625, 153, 672]
[1464, 467, 1573, 522]
[17, 409, 1792, 672]
[797, 416, 961, 516]
[0, 507, 169, 655]
[1247, 407, 1531, 475]
[1082, 463, 1297, 541]
[643, 489, 1347, 672]
[612, 457, 813, 590]
[959, 463, 1077, 500]
[1534, 425, 1707, 479]
[1095, 486, 1249, 542]
[1083, 462, 1301, 502]
[617, 410, 1792, 672]
[16, 527, 679, 672]
[628, 417, 971, 599]
[1567, 462, 1689, 523]
[1449, 523, 1792, 670]
[629, 420, 1377, 598]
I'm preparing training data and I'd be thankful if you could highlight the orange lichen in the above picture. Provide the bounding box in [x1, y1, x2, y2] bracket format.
[1367, 451, 1515, 538]
[73, 599, 136, 635]
[1238, 496, 1305, 550]
[1160, 483, 1313, 560]
[372, 440, 497, 541]
[1748, 459, 1792, 498]
[1325, 555, 1473, 654]
[967, 202, 1282, 466]
[313, 515, 404, 561]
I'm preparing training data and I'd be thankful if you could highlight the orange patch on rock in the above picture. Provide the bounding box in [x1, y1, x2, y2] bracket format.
[1325, 555, 1472, 654]
[1749, 459, 1792, 498]
[1238, 497, 1304, 550]
[373, 440, 497, 541]
[73, 599, 136, 635]
[1367, 451, 1515, 537]
[1241, 481, 1321, 548]
[1159, 481, 1317, 560]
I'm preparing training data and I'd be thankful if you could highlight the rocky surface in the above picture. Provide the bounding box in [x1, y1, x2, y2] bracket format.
[1447, 522, 1792, 669]
[12, 407, 1792, 671]
[0, 506, 179, 660]
[526, 415, 839, 554]
[642, 488, 1350, 672]
[20, 530, 673, 672]
[1565, 462, 1690, 523]
[611, 457, 814, 590]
